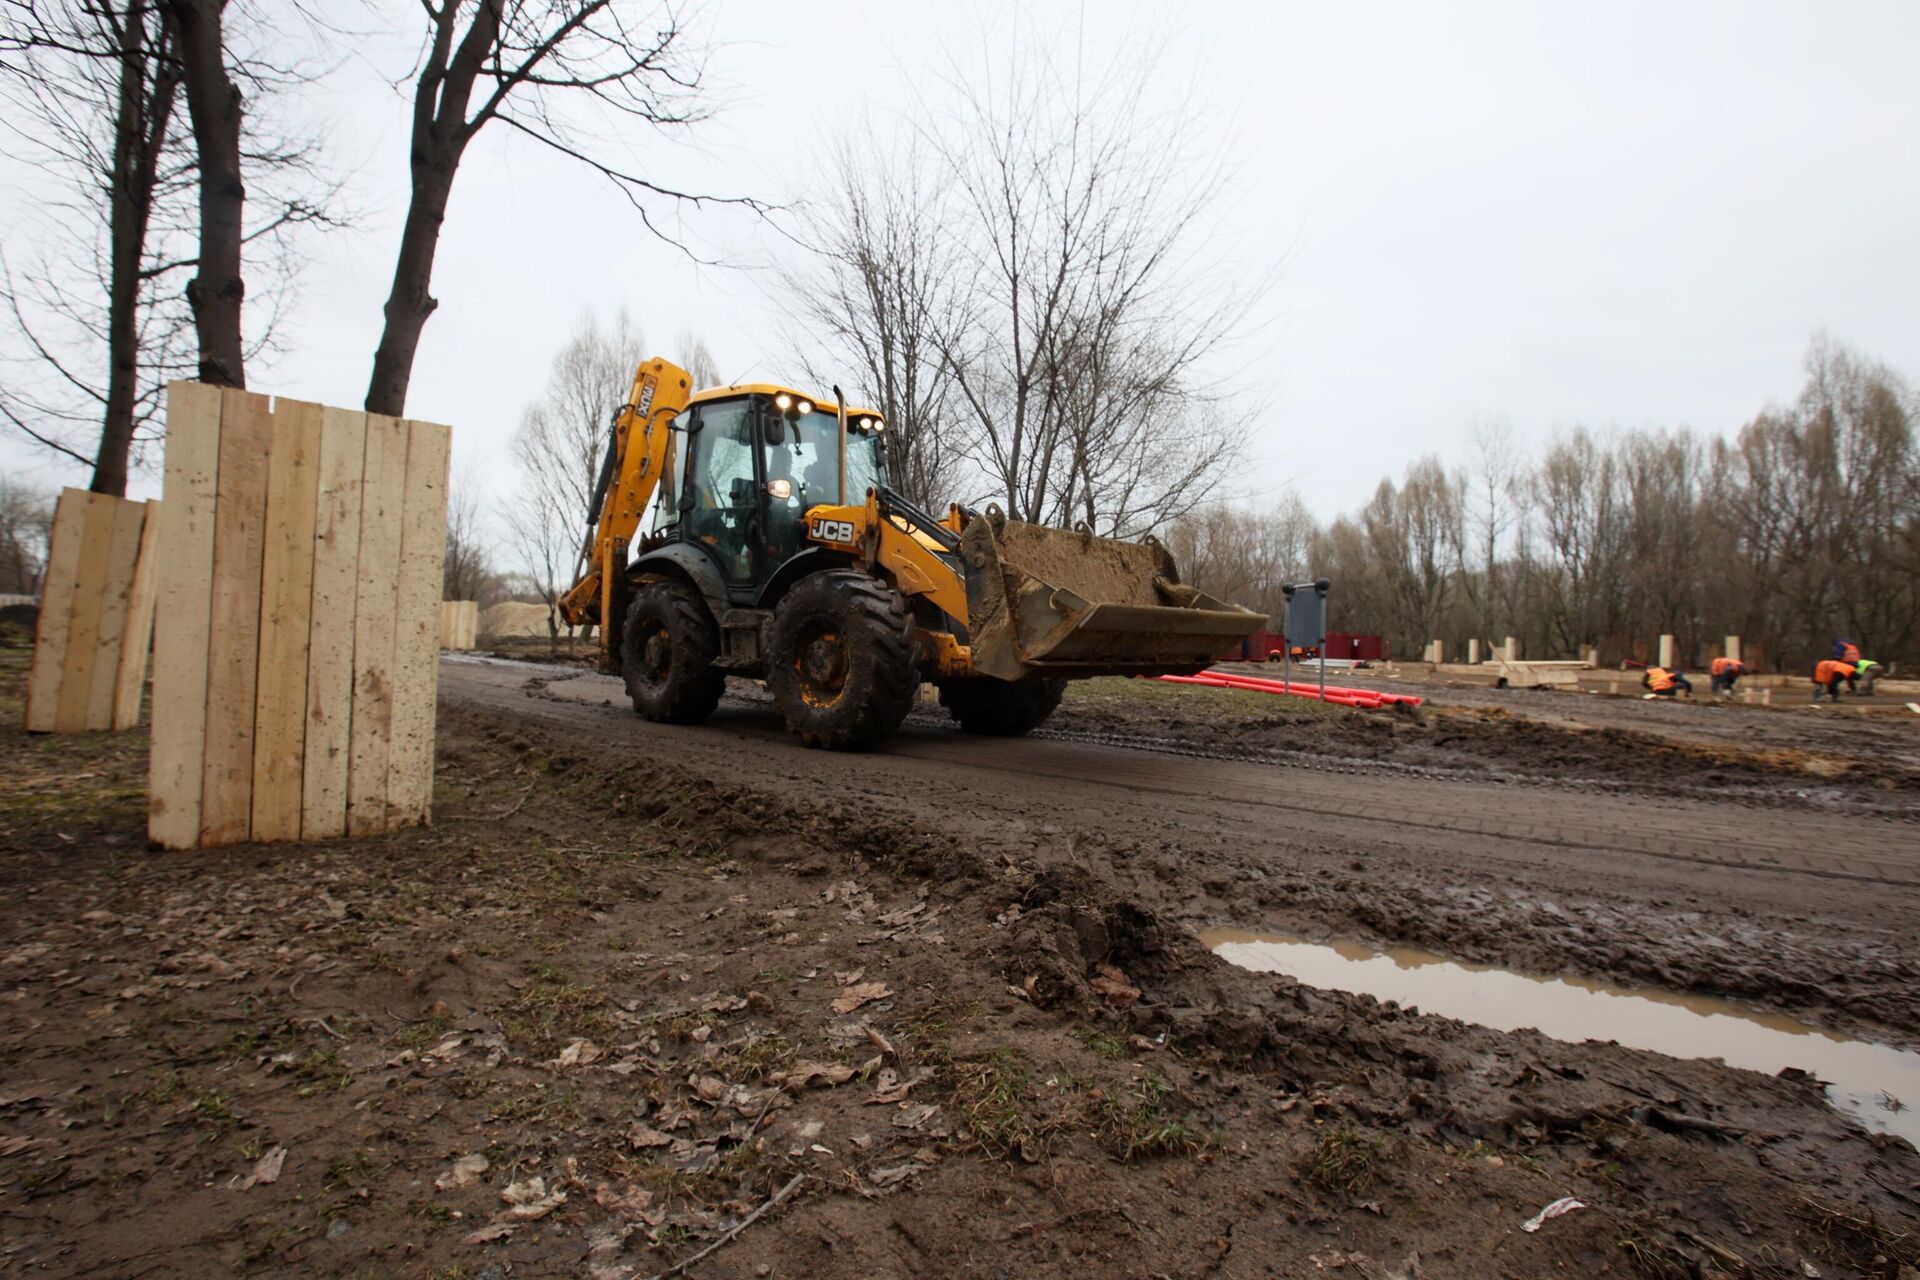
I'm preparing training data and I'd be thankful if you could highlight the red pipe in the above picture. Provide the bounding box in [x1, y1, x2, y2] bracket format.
[1158, 671, 1421, 709]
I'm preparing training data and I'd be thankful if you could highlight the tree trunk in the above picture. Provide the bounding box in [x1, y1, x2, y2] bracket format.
[364, 165, 458, 418]
[93, 3, 175, 496]
[168, 0, 247, 389]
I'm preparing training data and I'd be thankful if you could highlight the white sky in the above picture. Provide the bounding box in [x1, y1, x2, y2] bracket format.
[4, 0, 1917, 547]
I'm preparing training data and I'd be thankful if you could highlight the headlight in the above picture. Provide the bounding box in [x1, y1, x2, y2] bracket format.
[774, 393, 793, 412]
[796, 399, 813, 416]
[767, 478, 793, 500]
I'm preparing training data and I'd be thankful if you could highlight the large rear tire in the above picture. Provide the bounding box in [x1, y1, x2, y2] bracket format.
[936, 675, 1065, 737]
[620, 580, 725, 724]
[766, 570, 918, 750]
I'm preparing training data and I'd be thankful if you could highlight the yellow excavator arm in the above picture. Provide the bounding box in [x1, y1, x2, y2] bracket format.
[557, 357, 695, 634]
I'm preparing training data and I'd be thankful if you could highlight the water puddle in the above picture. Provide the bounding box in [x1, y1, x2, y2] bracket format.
[1200, 927, 1920, 1147]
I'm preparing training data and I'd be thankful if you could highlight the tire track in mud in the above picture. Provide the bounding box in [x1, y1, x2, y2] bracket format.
[445, 657, 1920, 891]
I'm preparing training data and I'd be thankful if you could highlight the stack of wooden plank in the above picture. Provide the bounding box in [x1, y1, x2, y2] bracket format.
[440, 600, 479, 651]
[23, 490, 161, 732]
[149, 382, 451, 850]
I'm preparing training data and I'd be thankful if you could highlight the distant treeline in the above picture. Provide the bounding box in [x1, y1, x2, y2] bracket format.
[1165, 338, 1919, 671]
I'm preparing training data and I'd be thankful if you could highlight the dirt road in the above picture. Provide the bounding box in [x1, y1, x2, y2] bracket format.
[455, 657, 1920, 1045]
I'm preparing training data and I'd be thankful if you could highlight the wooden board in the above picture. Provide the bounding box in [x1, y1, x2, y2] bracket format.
[302, 405, 367, 840]
[387, 421, 451, 826]
[24, 490, 88, 731]
[113, 501, 162, 730]
[347, 412, 408, 837]
[149, 383, 225, 848]
[198, 388, 273, 846]
[81, 497, 149, 729]
[250, 400, 323, 842]
[440, 600, 478, 650]
[54, 492, 120, 731]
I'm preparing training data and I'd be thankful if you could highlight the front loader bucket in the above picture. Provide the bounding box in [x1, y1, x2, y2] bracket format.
[960, 515, 1265, 681]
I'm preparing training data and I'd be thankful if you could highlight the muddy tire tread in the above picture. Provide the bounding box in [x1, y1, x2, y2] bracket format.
[937, 676, 1067, 737]
[621, 580, 726, 724]
[767, 570, 919, 750]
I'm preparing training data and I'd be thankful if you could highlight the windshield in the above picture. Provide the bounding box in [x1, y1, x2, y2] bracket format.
[764, 411, 884, 507]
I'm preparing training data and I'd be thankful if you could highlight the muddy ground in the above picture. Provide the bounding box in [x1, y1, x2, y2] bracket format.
[3, 643, 1920, 1279]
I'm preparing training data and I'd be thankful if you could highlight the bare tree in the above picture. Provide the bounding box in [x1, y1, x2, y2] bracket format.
[675, 329, 719, 388]
[508, 311, 643, 649]
[0, 0, 340, 491]
[365, 0, 756, 418]
[925, 23, 1256, 535]
[782, 131, 966, 510]
[443, 461, 500, 602]
[0, 480, 55, 595]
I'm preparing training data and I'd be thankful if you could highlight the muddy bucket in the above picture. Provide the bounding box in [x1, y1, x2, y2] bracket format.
[960, 513, 1265, 681]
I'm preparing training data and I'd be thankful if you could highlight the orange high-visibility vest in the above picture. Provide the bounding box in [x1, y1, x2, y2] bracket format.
[1710, 657, 1744, 676]
[1842, 642, 1861, 662]
[1815, 659, 1855, 683]
[1646, 666, 1675, 691]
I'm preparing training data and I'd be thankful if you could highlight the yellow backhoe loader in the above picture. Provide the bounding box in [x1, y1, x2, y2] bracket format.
[557, 357, 1263, 749]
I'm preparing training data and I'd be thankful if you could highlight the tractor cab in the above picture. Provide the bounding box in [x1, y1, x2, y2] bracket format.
[655, 387, 887, 605]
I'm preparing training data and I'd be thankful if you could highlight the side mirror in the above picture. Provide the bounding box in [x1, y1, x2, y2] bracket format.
[762, 409, 785, 447]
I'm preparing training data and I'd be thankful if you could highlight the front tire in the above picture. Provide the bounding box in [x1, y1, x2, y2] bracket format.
[766, 570, 918, 750]
[620, 580, 725, 724]
[936, 675, 1065, 737]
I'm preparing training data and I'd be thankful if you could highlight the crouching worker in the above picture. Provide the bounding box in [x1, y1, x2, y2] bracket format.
[1642, 666, 1692, 699]
[1813, 658, 1854, 703]
[1848, 657, 1881, 696]
[1709, 656, 1747, 697]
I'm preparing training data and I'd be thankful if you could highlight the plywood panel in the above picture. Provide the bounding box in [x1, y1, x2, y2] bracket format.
[149, 384, 224, 848]
[198, 388, 273, 846]
[250, 399, 323, 842]
[24, 489, 88, 731]
[302, 405, 367, 840]
[113, 501, 162, 730]
[460, 601, 477, 649]
[387, 421, 451, 826]
[347, 412, 407, 837]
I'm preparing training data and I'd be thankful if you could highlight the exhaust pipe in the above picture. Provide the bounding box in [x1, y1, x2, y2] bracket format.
[832, 383, 849, 505]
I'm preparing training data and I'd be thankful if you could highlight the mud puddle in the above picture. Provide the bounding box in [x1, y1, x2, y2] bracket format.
[1202, 927, 1920, 1146]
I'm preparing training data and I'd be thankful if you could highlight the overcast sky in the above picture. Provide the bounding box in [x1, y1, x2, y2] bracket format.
[3, 0, 1916, 541]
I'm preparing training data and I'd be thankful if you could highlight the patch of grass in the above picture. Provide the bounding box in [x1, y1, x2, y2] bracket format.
[395, 1014, 455, 1050]
[294, 1045, 353, 1097]
[1094, 1073, 1207, 1162]
[502, 970, 615, 1057]
[189, 1088, 237, 1129]
[710, 1031, 795, 1081]
[952, 1048, 1053, 1160]
[1076, 1027, 1128, 1061]
[1304, 1123, 1375, 1196]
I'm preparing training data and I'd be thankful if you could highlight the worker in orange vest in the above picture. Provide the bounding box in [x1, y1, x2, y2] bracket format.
[1813, 658, 1854, 703]
[1833, 639, 1861, 663]
[1709, 656, 1747, 697]
[1641, 666, 1692, 699]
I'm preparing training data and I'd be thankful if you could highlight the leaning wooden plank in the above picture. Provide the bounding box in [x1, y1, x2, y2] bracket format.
[461, 601, 477, 649]
[112, 500, 163, 730]
[54, 492, 121, 732]
[149, 383, 224, 848]
[302, 405, 367, 840]
[347, 412, 408, 836]
[83, 497, 149, 730]
[198, 388, 274, 846]
[250, 399, 323, 842]
[387, 420, 451, 827]
[24, 489, 88, 731]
